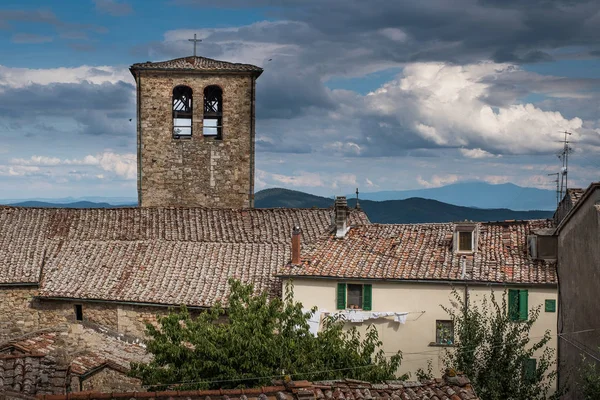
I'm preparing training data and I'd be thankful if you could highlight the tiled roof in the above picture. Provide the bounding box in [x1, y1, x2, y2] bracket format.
[36, 376, 479, 400]
[130, 56, 263, 74]
[281, 220, 557, 284]
[0, 206, 369, 305]
[0, 325, 149, 375]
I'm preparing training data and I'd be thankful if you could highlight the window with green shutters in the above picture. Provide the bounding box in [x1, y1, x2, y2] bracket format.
[508, 289, 528, 321]
[363, 284, 372, 311]
[523, 358, 537, 382]
[336, 283, 372, 310]
[545, 299, 556, 312]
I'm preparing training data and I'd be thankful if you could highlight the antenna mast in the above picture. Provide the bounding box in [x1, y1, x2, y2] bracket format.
[557, 131, 573, 201]
[548, 172, 559, 208]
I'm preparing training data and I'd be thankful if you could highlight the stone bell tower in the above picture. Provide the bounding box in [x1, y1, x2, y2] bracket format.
[129, 55, 262, 208]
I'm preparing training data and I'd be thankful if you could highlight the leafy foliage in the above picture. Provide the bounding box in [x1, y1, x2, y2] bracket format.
[580, 353, 600, 400]
[130, 279, 402, 390]
[441, 288, 558, 400]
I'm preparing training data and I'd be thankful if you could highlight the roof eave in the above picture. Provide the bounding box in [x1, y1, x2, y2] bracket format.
[276, 275, 558, 287]
[129, 66, 263, 77]
[34, 295, 211, 310]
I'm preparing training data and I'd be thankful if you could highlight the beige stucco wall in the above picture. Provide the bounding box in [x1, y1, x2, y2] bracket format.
[286, 278, 558, 380]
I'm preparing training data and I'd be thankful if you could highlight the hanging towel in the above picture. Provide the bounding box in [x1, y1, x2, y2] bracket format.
[393, 312, 408, 324]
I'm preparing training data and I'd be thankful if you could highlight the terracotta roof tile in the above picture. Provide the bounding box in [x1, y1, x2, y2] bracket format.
[36, 376, 479, 400]
[0, 325, 149, 375]
[281, 220, 557, 284]
[0, 206, 369, 305]
[130, 56, 263, 74]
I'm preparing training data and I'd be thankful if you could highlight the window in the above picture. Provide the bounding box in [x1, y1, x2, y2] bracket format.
[347, 284, 363, 309]
[436, 320, 454, 345]
[528, 235, 557, 260]
[508, 289, 528, 321]
[173, 85, 193, 138]
[545, 299, 556, 313]
[523, 358, 537, 383]
[203, 85, 222, 139]
[458, 231, 473, 251]
[75, 304, 83, 321]
[454, 223, 476, 253]
[336, 283, 372, 310]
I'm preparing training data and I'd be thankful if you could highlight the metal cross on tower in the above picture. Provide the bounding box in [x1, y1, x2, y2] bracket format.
[188, 34, 202, 57]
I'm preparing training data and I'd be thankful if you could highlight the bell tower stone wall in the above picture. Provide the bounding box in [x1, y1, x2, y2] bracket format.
[131, 58, 260, 208]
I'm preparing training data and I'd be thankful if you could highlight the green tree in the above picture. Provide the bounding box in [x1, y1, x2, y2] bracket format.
[130, 279, 402, 390]
[441, 288, 558, 400]
[580, 353, 600, 400]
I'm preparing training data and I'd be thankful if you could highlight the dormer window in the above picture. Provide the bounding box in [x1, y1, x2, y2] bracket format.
[454, 223, 476, 253]
[528, 234, 557, 260]
[173, 85, 193, 138]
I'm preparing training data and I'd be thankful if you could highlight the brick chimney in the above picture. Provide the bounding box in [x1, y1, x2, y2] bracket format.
[335, 196, 349, 238]
[292, 226, 302, 264]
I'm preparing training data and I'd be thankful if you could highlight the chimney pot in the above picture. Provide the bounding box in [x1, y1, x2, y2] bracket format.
[292, 226, 302, 264]
[334, 196, 349, 238]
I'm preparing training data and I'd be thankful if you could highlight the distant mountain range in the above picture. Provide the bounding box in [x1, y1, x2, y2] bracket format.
[5, 201, 127, 209]
[1, 182, 556, 223]
[254, 188, 552, 223]
[349, 182, 556, 211]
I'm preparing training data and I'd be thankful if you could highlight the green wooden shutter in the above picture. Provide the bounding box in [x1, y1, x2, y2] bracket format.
[363, 284, 372, 311]
[545, 299, 556, 313]
[508, 289, 519, 321]
[524, 358, 537, 382]
[337, 283, 346, 310]
[519, 290, 529, 321]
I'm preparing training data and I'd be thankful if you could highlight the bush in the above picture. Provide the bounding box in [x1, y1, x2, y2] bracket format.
[131, 279, 402, 390]
[441, 288, 558, 400]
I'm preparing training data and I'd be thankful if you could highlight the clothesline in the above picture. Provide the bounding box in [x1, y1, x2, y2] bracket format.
[304, 309, 424, 336]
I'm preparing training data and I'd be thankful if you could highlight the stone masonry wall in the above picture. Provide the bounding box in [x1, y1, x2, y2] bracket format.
[0, 288, 180, 342]
[1, 290, 134, 342]
[80, 368, 143, 393]
[137, 71, 256, 208]
[0, 288, 40, 341]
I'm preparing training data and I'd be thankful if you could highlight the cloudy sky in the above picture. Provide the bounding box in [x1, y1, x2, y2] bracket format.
[1, 0, 600, 200]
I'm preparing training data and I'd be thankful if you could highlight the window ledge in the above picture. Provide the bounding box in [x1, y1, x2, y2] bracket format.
[428, 342, 456, 348]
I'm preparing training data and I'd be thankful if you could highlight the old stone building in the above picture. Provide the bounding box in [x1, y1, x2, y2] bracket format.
[130, 56, 263, 208]
[554, 182, 600, 399]
[0, 53, 374, 395]
[0, 322, 149, 395]
[280, 214, 559, 380]
[0, 52, 566, 397]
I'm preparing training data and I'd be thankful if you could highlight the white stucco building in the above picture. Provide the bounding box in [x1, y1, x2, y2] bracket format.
[278, 199, 559, 380]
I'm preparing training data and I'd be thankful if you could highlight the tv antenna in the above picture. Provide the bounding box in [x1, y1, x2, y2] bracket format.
[548, 172, 559, 208]
[557, 130, 574, 201]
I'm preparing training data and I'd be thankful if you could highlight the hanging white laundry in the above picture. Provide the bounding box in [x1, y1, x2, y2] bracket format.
[303, 308, 323, 336]
[393, 312, 408, 324]
[337, 310, 408, 324]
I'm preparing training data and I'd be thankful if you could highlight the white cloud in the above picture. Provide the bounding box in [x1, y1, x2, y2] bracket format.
[379, 28, 408, 42]
[0, 65, 131, 88]
[416, 174, 460, 188]
[0, 165, 42, 177]
[365, 62, 584, 154]
[9, 152, 137, 180]
[269, 171, 325, 187]
[460, 148, 501, 159]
